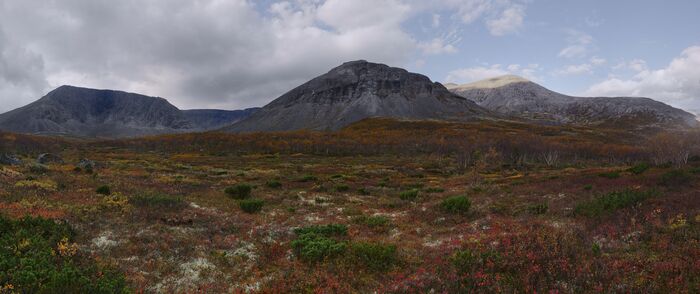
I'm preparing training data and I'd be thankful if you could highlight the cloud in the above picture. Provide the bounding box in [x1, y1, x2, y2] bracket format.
[445, 63, 540, 83]
[486, 4, 525, 36]
[555, 64, 593, 75]
[585, 46, 700, 115]
[0, 0, 418, 112]
[418, 38, 458, 55]
[558, 29, 594, 59]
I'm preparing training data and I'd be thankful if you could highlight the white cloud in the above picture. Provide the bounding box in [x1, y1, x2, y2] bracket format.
[585, 46, 700, 115]
[555, 64, 593, 75]
[418, 38, 458, 55]
[486, 4, 525, 36]
[558, 29, 594, 59]
[432, 13, 441, 28]
[0, 0, 418, 112]
[445, 63, 540, 83]
[590, 56, 606, 66]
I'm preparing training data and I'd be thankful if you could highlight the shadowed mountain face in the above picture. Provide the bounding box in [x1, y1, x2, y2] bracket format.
[225, 60, 495, 132]
[0, 86, 258, 138]
[446, 76, 699, 130]
[183, 108, 259, 130]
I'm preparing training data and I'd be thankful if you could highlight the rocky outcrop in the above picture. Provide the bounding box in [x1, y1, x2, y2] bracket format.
[0, 154, 22, 165]
[446, 76, 698, 129]
[225, 60, 495, 132]
[37, 153, 63, 164]
[182, 108, 259, 130]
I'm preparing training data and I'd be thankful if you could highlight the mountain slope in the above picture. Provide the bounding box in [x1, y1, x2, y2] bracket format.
[446, 76, 698, 129]
[0, 86, 194, 138]
[182, 108, 259, 130]
[225, 60, 495, 132]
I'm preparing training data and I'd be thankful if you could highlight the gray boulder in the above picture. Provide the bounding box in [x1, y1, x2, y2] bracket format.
[76, 158, 96, 170]
[37, 153, 64, 164]
[0, 153, 22, 165]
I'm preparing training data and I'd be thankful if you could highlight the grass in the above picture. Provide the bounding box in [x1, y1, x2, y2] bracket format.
[129, 192, 186, 210]
[598, 171, 621, 179]
[628, 162, 650, 175]
[96, 185, 111, 195]
[353, 215, 390, 228]
[574, 189, 657, 217]
[659, 170, 692, 187]
[399, 189, 419, 201]
[265, 180, 282, 188]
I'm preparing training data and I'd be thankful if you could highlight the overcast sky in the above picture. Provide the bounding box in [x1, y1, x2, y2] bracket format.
[1, 0, 699, 115]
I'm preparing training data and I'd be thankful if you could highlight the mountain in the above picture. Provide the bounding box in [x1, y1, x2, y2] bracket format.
[225, 60, 494, 132]
[183, 108, 259, 130]
[0, 86, 257, 138]
[446, 75, 698, 129]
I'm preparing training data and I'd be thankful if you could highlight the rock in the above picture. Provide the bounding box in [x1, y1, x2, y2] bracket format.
[37, 153, 64, 164]
[224, 60, 495, 132]
[446, 75, 698, 130]
[0, 153, 22, 165]
[76, 158, 96, 170]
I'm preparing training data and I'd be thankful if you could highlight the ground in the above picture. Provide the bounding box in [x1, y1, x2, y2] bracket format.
[0, 120, 698, 293]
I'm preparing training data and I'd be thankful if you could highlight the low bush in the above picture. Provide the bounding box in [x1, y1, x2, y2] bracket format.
[348, 242, 397, 271]
[224, 184, 252, 199]
[598, 171, 621, 179]
[96, 185, 111, 195]
[129, 193, 186, 210]
[425, 187, 445, 193]
[29, 163, 48, 174]
[399, 189, 419, 201]
[353, 215, 389, 228]
[659, 170, 692, 187]
[628, 162, 650, 175]
[239, 199, 264, 213]
[335, 184, 350, 192]
[292, 224, 348, 262]
[574, 189, 657, 217]
[527, 202, 548, 215]
[441, 195, 471, 214]
[0, 216, 128, 293]
[265, 180, 282, 188]
[298, 175, 318, 182]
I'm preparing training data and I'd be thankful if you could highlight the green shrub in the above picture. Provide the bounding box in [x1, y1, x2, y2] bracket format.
[583, 184, 593, 191]
[298, 175, 318, 182]
[29, 163, 48, 174]
[425, 187, 445, 193]
[96, 185, 111, 195]
[294, 224, 348, 237]
[291, 233, 347, 262]
[574, 189, 657, 217]
[335, 184, 350, 192]
[690, 167, 700, 174]
[441, 195, 471, 214]
[659, 170, 692, 187]
[224, 184, 252, 199]
[527, 202, 548, 215]
[292, 224, 349, 262]
[330, 174, 344, 179]
[353, 215, 389, 228]
[348, 242, 397, 271]
[129, 193, 186, 210]
[399, 189, 419, 201]
[628, 162, 650, 175]
[0, 216, 129, 293]
[598, 171, 621, 179]
[452, 249, 501, 273]
[265, 180, 282, 188]
[239, 199, 264, 213]
[357, 187, 370, 195]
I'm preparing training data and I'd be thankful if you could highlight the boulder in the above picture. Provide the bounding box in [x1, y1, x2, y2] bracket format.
[37, 153, 64, 164]
[0, 153, 22, 165]
[76, 158, 96, 170]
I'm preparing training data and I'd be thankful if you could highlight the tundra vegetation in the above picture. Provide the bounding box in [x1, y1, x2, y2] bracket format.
[0, 118, 699, 292]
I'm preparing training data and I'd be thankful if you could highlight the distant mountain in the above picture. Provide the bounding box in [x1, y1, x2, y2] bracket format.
[0, 86, 257, 138]
[446, 75, 698, 129]
[225, 60, 495, 132]
[183, 108, 259, 130]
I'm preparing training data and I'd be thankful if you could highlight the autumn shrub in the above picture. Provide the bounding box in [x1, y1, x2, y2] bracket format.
[399, 189, 419, 201]
[0, 216, 128, 293]
[441, 195, 471, 214]
[659, 169, 692, 187]
[292, 224, 348, 262]
[347, 242, 397, 271]
[265, 180, 282, 188]
[29, 163, 48, 174]
[527, 202, 548, 215]
[335, 184, 350, 192]
[574, 189, 657, 217]
[96, 185, 111, 195]
[628, 162, 650, 175]
[598, 171, 620, 179]
[224, 183, 252, 199]
[353, 215, 389, 228]
[425, 187, 445, 193]
[239, 199, 264, 213]
[129, 193, 186, 211]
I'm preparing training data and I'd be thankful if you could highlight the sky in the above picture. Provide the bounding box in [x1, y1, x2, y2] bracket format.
[0, 0, 699, 115]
